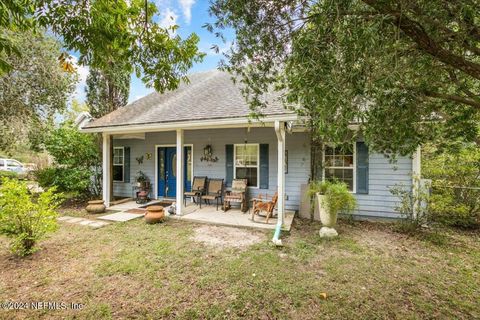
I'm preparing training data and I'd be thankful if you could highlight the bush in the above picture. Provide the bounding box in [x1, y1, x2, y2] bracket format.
[423, 145, 480, 229]
[0, 178, 61, 256]
[0, 171, 18, 183]
[35, 167, 91, 197]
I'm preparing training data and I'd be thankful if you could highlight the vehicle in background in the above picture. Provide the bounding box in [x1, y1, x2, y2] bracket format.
[0, 158, 31, 178]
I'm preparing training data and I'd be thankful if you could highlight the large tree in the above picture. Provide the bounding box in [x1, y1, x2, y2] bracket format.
[86, 64, 130, 118]
[209, 0, 480, 155]
[1, 0, 204, 92]
[0, 29, 76, 151]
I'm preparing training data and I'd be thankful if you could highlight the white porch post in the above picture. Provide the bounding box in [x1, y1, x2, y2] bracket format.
[176, 129, 184, 216]
[275, 121, 286, 227]
[102, 133, 112, 207]
[412, 146, 422, 218]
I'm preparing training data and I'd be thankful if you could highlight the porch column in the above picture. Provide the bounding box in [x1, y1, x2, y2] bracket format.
[176, 129, 184, 216]
[275, 121, 286, 226]
[102, 133, 112, 207]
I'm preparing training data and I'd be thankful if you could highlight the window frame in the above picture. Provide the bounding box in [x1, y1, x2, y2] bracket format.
[322, 143, 357, 193]
[233, 143, 260, 188]
[113, 147, 125, 183]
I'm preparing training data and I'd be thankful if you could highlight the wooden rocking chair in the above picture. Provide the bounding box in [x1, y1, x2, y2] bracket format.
[223, 179, 248, 212]
[251, 192, 278, 224]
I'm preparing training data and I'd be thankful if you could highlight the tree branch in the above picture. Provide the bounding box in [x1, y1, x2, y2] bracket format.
[362, 0, 480, 80]
[423, 90, 480, 109]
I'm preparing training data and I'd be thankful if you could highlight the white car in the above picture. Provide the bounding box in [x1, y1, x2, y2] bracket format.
[0, 158, 30, 177]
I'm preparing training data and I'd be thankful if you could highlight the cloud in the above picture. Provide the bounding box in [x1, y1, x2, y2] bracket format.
[70, 56, 89, 102]
[159, 7, 178, 31]
[178, 0, 195, 24]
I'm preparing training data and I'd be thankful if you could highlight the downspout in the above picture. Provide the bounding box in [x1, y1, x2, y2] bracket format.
[273, 121, 284, 246]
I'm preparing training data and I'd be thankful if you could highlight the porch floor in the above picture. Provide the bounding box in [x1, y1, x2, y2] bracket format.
[108, 201, 294, 231]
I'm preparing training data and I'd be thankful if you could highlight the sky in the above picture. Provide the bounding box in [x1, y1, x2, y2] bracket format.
[73, 0, 233, 104]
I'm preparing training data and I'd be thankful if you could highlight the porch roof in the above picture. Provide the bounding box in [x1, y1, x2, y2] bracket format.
[81, 70, 297, 133]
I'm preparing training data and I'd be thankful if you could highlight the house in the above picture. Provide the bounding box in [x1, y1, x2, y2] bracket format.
[80, 70, 420, 227]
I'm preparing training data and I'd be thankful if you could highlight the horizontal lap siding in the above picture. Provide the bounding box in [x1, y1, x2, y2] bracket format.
[113, 128, 310, 210]
[355, 153, 412, 217]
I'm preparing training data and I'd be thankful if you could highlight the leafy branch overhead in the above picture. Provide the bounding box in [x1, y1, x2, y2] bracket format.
[209, 0, 480, 155]
[1, 0, 205, 93]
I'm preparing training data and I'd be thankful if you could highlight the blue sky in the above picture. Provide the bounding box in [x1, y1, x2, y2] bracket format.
[74, 0, 233, 104]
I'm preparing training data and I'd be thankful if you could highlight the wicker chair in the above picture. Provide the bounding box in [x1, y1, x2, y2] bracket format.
[201, 178, 224, 210]
[251, 192, 278, 224]
[183, 176, 207, 206]
[223, 179, 248, 212]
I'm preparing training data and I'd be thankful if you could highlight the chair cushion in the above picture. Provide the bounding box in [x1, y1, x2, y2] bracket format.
[184, 191, 199, 196]
[202, 195, 218, 200]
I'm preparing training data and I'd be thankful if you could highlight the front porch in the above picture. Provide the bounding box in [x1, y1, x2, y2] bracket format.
[108, 200, 295, 231]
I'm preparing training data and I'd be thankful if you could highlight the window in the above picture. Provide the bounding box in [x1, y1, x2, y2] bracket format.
[7, 160, 21, 167]
[324, 144, 355, 191]
[113, 147, 124, 182]
[234, 144, 259, 187]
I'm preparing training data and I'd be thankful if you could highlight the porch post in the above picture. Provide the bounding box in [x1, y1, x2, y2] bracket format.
[176, 129, 184, 215]
[275, 121, 286, 226]
[102, 133, 112, 207]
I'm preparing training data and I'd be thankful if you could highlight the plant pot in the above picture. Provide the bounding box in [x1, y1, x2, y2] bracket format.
[145, 205, 165, 224]
[86, 200, 106, 214]
[316, 193, 337, 227]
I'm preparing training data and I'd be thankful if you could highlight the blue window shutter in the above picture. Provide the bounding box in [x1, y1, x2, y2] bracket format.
[124, 147, 131, 183]
[259, 144, 269, 189]
[225, 144, 233, 187]
[356, 142, 368, 194]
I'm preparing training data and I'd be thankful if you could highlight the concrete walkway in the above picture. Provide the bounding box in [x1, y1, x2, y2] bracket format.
[58, 216, 111, 229]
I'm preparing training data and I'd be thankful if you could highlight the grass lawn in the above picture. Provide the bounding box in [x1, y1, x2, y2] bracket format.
[0, 211, 479, 319]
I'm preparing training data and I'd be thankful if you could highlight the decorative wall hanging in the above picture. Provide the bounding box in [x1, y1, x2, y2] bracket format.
[136, 155, 144, 165]
[145, 152, 152, 160]
[200, 144, 219, 162]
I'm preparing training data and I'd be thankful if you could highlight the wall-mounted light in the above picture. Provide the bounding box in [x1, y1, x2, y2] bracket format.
[200, 144, 219, 162]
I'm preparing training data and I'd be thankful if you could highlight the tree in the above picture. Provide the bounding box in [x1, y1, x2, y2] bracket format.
[1, 0, 204, 93]
[86, 64, 130, 118]
[0, 29, 76, 151]
[208, 0, 480, 155]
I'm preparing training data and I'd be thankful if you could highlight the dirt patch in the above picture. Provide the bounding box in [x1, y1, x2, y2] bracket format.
[192, 225, 265, 249]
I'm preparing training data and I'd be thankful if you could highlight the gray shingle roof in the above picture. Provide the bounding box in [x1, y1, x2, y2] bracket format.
[83, 70, 294, 129]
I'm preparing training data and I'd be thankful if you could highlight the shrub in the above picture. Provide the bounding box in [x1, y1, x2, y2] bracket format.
[0, 178, 61, 256]
[35, 166, 91, 197]
[0, 171, 18, 183]
[423, 145, 480, 229]
[390, 178, 430, 233]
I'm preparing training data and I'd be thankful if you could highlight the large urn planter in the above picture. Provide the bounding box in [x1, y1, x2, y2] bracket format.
[145, 205, 165, 224]
[316, 193, 337, 227]
[86, 200, 106, 214]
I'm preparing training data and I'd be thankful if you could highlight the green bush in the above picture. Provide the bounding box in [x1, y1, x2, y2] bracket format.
[0, 178, 61, 256]
[423, 145, 480, 229]
[41, 123, 101, 198]
[0, 171, 18, 183]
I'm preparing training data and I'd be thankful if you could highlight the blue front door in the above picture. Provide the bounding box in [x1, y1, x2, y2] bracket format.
[157, 147, 191, 198]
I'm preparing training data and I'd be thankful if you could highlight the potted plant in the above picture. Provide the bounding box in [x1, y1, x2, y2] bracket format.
[307, 180, 356, 236]
[136, 171, 148, 188]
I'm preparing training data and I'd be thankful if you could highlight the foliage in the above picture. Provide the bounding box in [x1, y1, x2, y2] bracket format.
[135, 171, 148, 183]
[0, 177, 61, 256]
[390, 177, 431, 232]
[0, 170, 18, 182]
[39, 123, 101, 197]
[0, 29, 76, 151]
[308, 180, 357, 218]
[209, 0, 480, 155]
[423, 144, 480, 228]
[2, 0, 204, 92]
[86, 64, 130, 118]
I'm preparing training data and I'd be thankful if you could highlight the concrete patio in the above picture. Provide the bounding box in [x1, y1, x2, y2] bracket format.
[108, 200, 295, 231]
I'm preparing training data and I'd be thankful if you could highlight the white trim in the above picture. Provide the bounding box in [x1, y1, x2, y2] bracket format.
[322, 143, 357, 193]
[113, 147, 125, 182]
[102, 133, 111, 207]
[233, 143, 260, 188]
[176, 129, 184, 216]
[154, 144, 194, 200]
[80, 114, 300, 134]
